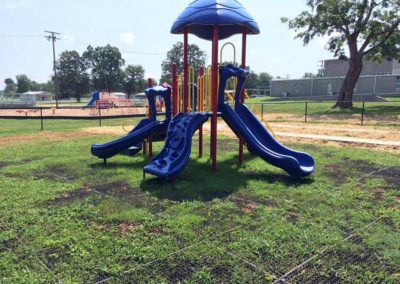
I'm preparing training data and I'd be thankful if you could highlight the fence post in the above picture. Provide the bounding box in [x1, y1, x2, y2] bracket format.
[40, 108, 43, 131]
[99, 108, 102, 127]
[304, 102, 308, 123]
[261, 103, 264, 121]
[361, 101, 365, 126]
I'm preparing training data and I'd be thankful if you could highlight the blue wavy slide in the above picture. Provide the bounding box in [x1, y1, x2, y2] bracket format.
[219, 65, 315, 178]
[144, 112, 210, 179]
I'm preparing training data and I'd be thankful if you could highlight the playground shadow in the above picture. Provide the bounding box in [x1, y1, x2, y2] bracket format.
[140, 154, 314, 202]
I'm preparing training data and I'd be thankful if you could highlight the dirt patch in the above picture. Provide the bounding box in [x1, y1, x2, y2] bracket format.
[231, 194, 278, 209]
[370, 167, 400, 188]
[324, 158, 380, 185]
[93, 182, 166, 214]
[83, 126, 126, 136]
[0, 131, 97, 148]
[372, 188, 386, 201]
[285, 245, 398, 283]
[0, 161, 10, 169]
[48, 188, 96, 206]
[118, 222, 140, 234]
[287, 212, 301, 224]
[34, 165, 77, 182]
[202, 119, 400, 154]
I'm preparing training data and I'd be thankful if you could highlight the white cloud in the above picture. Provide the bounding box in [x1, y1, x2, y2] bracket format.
[119, 32, 135, 45]
[5, 0, 28, 10]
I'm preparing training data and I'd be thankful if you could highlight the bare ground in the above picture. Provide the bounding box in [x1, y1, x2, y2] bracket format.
[1, 116, 399, 154]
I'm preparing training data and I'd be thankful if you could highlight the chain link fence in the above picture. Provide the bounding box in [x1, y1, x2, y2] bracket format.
[248, 100, 400, 126]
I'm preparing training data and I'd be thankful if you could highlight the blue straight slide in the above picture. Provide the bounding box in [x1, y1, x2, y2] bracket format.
[144, 112, 210, 179]
[219, 65, 315, 178]
[91, 84, 172, 161]
[86, 91, 99, 108]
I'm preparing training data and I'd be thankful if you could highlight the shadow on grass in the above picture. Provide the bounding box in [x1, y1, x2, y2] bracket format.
[140, 154, 314, 202]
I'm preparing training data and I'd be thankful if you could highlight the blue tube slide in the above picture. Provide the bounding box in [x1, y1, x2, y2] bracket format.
[144, 112, 210, 179]
[219, 65, 315, 178]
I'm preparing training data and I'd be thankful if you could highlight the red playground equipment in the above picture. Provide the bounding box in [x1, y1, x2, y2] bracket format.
[170, 0, 260, 172]
[143, 0, 315, 179]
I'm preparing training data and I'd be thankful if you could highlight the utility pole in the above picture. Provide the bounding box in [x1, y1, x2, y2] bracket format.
[45, 31, 61, 108]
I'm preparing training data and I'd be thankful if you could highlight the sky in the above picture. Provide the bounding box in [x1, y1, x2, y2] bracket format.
[0, 0, 334, 89]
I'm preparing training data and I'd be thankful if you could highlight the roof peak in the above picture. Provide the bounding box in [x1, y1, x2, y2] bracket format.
[171, 0, 260, 41]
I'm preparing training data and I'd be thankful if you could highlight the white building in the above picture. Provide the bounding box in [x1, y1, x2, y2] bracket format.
[20, 91, 55, 102]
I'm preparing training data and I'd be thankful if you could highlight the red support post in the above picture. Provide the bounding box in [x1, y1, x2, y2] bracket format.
[238, 29, 247, 165]
[172, 63, 178, 116]
[199, 66, 204, 158]
[211, 26, 219, 171]
[147, 78, 153, 158]
[183, 28, 189, 113]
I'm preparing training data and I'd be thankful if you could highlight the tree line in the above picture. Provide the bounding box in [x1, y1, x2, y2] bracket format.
[3, 42, 274, 102]
[3, 45, 149, 102]
[56, 45, 149, 102]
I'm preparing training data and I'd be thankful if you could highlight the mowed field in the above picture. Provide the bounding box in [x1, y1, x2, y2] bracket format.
[0, 115, 399, 283]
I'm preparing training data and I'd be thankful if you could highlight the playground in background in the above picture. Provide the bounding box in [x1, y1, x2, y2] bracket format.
[87, 91, 141, 116]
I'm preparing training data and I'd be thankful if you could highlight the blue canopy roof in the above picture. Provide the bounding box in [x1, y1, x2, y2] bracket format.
[171, 0, 260, 41]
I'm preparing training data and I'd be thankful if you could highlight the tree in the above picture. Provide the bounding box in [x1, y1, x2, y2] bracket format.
[57, 50, 90, 102]
[246, 70, 260, 89]
[30, 81, 40, 91]
[83, 45, 125, 92]
[303, 72, 319, 78]
[160, 42, 206, 84]
[39, 80, 55, 93]
[282, 0, 400, 108]
[16, 74, 31, 93]
[258, 72, 273, 87]
[123, 65, 146, 98]
[4, 78, 17, 93]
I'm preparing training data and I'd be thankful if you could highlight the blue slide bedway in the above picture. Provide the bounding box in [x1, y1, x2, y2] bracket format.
[219, 65, 315, 178]
[143, 112, 209, 179]
[86, 91, 100, 108]
[91, 85, 172, 163]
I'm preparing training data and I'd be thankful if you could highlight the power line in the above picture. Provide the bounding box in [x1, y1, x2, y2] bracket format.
[66, 38, 165, 56]
[0, 35, 43, 38]
[45, 31, 61, 108]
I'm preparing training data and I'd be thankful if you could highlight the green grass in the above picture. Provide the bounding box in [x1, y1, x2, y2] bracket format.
[246, 100, 400, 117]
[0, 125, 399, 282]
[0, 117, 142, 137]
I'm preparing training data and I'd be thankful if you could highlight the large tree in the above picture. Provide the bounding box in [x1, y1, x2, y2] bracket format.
[123, 65, 146, 98]
[4, 78, 17, 93]
[282, 0, 400, 108]
[160, 42, 206, 84]
[83, 45, 125, 92]
[57, 50, 90, 102]
[16, 74, 31, 93]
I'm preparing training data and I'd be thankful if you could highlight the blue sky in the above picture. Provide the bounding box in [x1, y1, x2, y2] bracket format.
[0, 0, 334, 89]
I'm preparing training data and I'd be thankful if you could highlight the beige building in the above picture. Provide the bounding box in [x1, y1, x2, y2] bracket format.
[271, 59, 400, 98]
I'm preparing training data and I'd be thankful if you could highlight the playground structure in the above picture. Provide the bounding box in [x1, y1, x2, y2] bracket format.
[87, 91, 141, 116]
[91, 0, 315, 180]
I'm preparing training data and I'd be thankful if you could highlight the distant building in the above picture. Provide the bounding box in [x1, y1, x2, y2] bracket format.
[20, 91, 55, 102]
[271, 59, 400, 98]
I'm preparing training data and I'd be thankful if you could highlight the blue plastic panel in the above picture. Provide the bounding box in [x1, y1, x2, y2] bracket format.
[171, 0, 260, 40]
